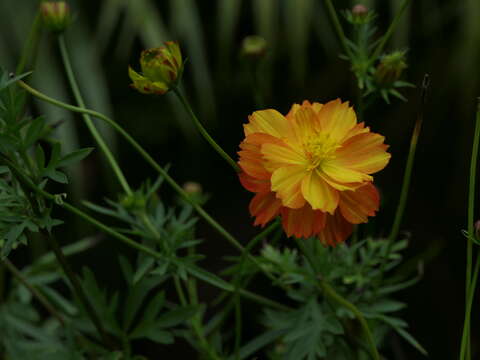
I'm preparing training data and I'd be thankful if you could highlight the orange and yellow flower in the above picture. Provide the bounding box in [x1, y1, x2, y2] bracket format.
[238, 99, 390, 246]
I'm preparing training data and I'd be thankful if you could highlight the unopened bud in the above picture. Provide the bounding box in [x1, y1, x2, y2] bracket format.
[352, 4, 368, 16]
[241, 36, 267, 59]
[183, 181, 202, 195]
[374, 51, 407, 86]
[129, 41, 183, 95]
[40, 1, 71, 33]
[120, 193, 146, 212]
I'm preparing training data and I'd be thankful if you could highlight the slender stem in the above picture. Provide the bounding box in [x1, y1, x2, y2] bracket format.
[461, 251, 480, 360]
[234, 296, 242, 359]
[45, 231, 113, 348]
[460, 100, 480, 360]
[0, 264, 4, 301]
[369, 0, 412, 65]
[174, 276, 221, 360]
[57, 35, 132, 196]
[322, 0, 352, 58]
[172, 87, 240, 172]
[294, 238, 380, 360]
[3, 155, 288, 313]
[388, 75, 428, 243]
[3, 258, 65, 326]
[18, 81, 274, 282]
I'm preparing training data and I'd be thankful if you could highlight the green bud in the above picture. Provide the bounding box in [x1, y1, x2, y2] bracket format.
[241, 36, 268, 59]
[374, 51, 408, 86]
[40, 1, 71, 33]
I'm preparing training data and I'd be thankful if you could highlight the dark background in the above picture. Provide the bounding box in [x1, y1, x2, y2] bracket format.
[1, 0, 479, 358]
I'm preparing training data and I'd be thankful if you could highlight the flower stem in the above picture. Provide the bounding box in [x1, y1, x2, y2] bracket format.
[3, 258, 65, 326]
[369, 0, 413, 65]
[460, 99, 480, 360]
[57, 35, 132, 196]
[172, 87, 240, 172]
[17, 80, 276, 283]
[322, 0, 353, 58]
[294, 237, 380, 360]
[388, 75, 428, 243]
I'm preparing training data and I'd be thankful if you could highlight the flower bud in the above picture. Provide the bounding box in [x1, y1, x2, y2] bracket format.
[120, 192, 146, 212]
[344, 4, 374, 25]
[129, 41, 183, 95]
[374, 51, 407, 86]
[241, 36, 267, 59]
[183, 181, 202, 195]
[352, 4, 368, 17]
[40, 1, 71, 33]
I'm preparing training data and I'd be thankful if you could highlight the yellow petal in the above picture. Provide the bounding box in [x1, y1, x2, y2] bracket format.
[270, 166, 307, 209]
[317, 99, 357, 142]
[321, 160, 372, 185]
[244, 109, 292, 138]
[335, 132, 391, 174]
[261, 142, 306, 171]
[301, 170, 339, 214]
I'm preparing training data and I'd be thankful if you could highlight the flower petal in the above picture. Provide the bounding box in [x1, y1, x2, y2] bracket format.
[318, 211, 354, 246]
[244, 109, 292, 138]
[280, 205, 326, 238]
[270, 166, 307, 209]
[321, 160, 372, 186]
[261, 142, 306, 171]
[301, 170, 339, 214]
[339, 183, 380, 224]
[239, 172, 270, 193]
[249, 192, 282, 227]
[317, 99, 357, 142]
[335, 132, 391, 174]
[238, 133, 283, 179]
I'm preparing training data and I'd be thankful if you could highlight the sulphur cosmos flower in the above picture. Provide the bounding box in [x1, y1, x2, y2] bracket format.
[129, 41, 183, 95]
[238, 99, 390, 246]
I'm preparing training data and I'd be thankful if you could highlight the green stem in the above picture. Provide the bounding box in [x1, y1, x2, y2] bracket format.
[0, 264, 4, 301]
[18, 80, 275, 283]
[388, 75, 428, 243]
[57, 35, 132, 196]
[174, 276, 221, 360]
[461, 251, 480, 360]
[172, 87, 240, 172]
[322, 0, 353, 58]
[460, 100, 480, 360]
[369, 0, 412, 65]
[3, 154, 287, 313]
[294, 238, 379, 360]
[3, 258, 65, 326]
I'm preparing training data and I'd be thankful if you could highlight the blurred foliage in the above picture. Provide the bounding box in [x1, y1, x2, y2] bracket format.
[0, 0, 478, 359]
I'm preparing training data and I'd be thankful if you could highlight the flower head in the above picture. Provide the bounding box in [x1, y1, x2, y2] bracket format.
[238, 99, 390, 246]
[128, 42, 183, 95]
[40, 1, 71, 33]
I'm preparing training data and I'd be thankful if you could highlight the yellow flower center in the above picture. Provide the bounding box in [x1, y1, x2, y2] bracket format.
[304, 133, 340, 170]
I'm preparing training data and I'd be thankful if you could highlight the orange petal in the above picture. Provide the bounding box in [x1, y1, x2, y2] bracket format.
[289, 106, 322, 146]
[238, 133, 283, 180]
[249, 192, 283, 227]
[339, 183, 380, 224]
[280, 205, 326, 238]
[318, 211, 354, 246]
[244, 109, 292, 138]
[270, 166, 307, 209]
[239, 172, 271, 193]
[335, 132, 391, 174]
[301, 170, 339, 214]
[317, 99, 357, 143]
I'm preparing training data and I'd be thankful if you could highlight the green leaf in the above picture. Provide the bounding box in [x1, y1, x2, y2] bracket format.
[227, 329, 287, 360]
[133, 256, 155, 284]
[57, 147, 94, 168]
[183, 262, 234, 292]
[22, 116, 46, 149]
[157, 305, 198, 328]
